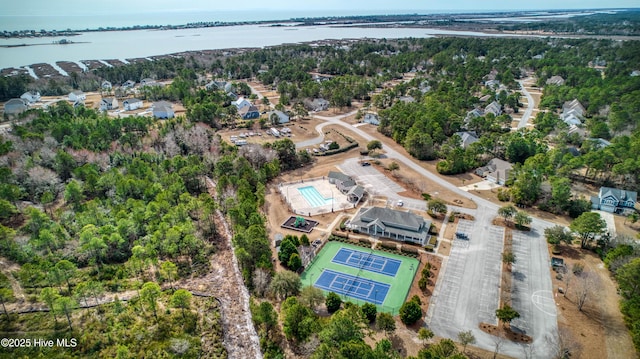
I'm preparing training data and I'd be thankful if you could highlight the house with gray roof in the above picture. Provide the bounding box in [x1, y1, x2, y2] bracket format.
[484, 101, 502, 117]
[347, 207, 432, 245]
[363, 113, 379, 125]
[347, 185, 365, 203]
[304, 98, 329, 112]
[3, 98, 28, 116]
[153, 101, 174, 119]
[454, 131, 479, 149]
[99, 97, 119, 111]
[475, 158, 513, 185]
[267, 110, 289, 124]
[328, 171, 352, 184]
[546, 76, 565, 86]
[591, 186, 637, 215]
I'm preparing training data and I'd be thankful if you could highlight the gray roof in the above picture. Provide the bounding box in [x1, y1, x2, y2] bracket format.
[348, 185, 365, 198]
[455, 131, 478, 148]
[599, 187, 637, 203]
[124, 98, 142, 104]
[328, 171, 352, 182]
[351, 207, 431, 240]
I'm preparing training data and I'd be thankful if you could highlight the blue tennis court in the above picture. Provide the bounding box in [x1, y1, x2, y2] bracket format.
[314, 269, 390, 305]
[332, 248, 401, 277]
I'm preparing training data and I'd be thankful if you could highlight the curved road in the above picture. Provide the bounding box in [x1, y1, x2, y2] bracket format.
[517, 77, 535, 129]
[303, 110, 557, 358]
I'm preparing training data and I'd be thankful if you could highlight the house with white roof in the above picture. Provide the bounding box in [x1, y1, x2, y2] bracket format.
[233, 97, 252, 110]
[20, 91, 40, 103]
[123, 98, 143, 111]
[68, 91, 86, 103]
[101, 80, 112, 90]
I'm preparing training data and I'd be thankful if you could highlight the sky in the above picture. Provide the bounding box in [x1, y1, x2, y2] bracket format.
[4, 0, 639, 16]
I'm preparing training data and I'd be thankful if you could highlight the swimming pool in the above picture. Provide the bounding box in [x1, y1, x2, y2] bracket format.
[298, 186, 333, 208]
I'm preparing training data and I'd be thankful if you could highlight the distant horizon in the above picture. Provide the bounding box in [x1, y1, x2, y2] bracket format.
[1, 7, 636, 33]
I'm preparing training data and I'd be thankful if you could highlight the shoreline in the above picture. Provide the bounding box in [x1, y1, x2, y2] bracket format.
[3, 26, 639, 79]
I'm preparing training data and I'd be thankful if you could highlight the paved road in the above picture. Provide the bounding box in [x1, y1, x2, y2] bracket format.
[517, 78, 535, 129]
[297, 111, 557, 357]
[295, 110, 358, 149]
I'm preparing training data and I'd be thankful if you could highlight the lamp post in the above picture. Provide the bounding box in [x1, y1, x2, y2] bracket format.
[331, 189, 334, 213]
[310, 272, 315, 287]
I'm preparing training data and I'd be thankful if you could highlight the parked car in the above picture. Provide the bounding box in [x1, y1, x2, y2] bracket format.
[361, 161, 371, 166]
[397, 200, 404, 207]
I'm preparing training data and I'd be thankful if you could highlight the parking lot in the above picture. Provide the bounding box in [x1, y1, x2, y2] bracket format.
[510, 221, 558, 351]
[428, 219, 505, 338]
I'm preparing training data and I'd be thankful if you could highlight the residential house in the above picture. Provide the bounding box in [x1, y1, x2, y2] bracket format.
[304, 98, 330, 112]
[20, 91, 40, 103]
[587, 138, 611, 149]
[233, 97, 252, 110]
[399, 96, 415, 103]
[205, 80, 233, 92]
[226, 92, 238, 101]
[478, 94, 492, 103]
[153, 101, 174, 119]
[363, 113, 379, 125]
[140, 78, 156, 86]
[122, 80, 136, 88]
[267, 110, 289, 124]
[562, 99, 585, 117]
[347, 207, 432, 246]
[239, 105, 259, 120]
[484, 79, 500, 88]
[546, 76, 565, 86]
[99, 97, 119, 111]
[562, 113, 582, 126]
[68, 90, 86, 103]
[101, 80, 112, 90]
[475, 158, 513, 185]
[484, 101, 502, 117]
[454, 131, 479, 149]
[591, 187, 637, 215]
[123, 98, 143, 111]
[3, 98, 28, 116]
[567, 124, 586, 138]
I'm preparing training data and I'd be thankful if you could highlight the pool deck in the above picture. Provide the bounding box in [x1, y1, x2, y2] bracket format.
[280, 178, 353, 216]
